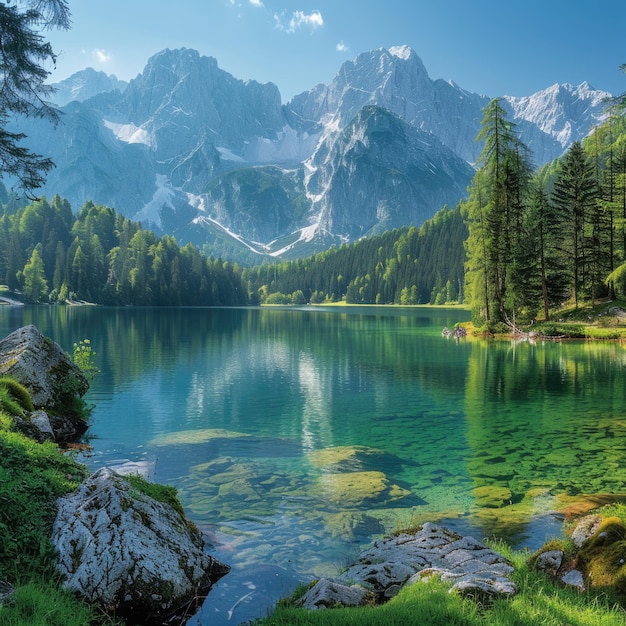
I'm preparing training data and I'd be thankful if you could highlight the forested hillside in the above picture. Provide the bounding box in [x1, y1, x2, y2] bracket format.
[0, 193, 246, 306]
[243, 207, 467, 305]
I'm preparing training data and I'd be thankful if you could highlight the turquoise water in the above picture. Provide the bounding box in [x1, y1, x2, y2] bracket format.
[2, 305, 626, 624]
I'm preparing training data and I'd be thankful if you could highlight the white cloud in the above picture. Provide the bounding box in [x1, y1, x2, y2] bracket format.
[274, 9, 324, 33]
[336, 41, 348, 52]
[228, 0, 263, 7]
[93, 49, 112, 65]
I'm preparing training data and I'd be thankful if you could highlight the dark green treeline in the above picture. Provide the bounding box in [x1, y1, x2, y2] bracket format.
[243, 207, 467, 305]
[463, 97, 626, 326]
[0, 191, 467, 307]
[0, 196, 246, 306]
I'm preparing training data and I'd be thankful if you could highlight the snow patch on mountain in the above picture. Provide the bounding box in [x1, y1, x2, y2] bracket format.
[192, 215, 265, 255]
[269, 223, 321, 257]
[389, 45, 413, 60]
[217, 146, 245, 162]
[132, 175, 175, 228]
[104, 120, 152, 147]
[243, 126, 322, 163]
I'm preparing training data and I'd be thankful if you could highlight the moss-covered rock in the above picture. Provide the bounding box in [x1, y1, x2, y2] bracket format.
[317, 471, 410, 508]
[576, 516, 626, 598]
[471, 485, 513, 508]
[0, 325, 89, 440]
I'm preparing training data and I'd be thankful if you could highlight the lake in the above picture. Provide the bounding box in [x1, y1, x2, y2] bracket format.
[2, 304, 626, 625]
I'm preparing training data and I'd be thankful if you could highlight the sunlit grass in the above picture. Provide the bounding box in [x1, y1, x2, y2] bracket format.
[0, 581, 119, 626]
[256, 539, 626, 626]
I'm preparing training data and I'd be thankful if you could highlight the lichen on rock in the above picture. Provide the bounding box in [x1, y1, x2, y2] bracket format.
[52, 467, 230, 623]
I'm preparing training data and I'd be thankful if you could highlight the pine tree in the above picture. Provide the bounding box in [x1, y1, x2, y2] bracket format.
[0, 1, 71, 192]
[551, 141, 600, 308]
[527, 184, 568, 320]
[463, 99, 534, 325]
[22, 245, 48, 302]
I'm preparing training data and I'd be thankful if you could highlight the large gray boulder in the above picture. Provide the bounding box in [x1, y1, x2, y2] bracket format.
[0, 324, 89, 440]
[52, 467, 229, 623]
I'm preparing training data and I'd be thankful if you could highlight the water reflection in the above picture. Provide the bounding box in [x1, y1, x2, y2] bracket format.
[463, 338, 626, 541]
[4, 306, 626, 624]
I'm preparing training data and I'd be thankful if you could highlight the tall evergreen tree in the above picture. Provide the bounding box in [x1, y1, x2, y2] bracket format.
[551, 141, 600, 308]
[0, 1, 71, 193]
[22, 245, 47, 302]
[527, 184, 568, 320]
[463, 98, 534, 325]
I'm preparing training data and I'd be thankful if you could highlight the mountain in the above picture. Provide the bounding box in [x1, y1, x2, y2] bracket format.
[176, 105, 474, 259]
[9, 46, 611, 262]
[50, 68, 128, 106]
[502, 82, 610, 165]
[306, 105, 474, 239]
[287, 45, 490, 164]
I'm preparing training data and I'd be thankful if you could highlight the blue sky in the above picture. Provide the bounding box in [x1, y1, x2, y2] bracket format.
[46, 0, 626, 102]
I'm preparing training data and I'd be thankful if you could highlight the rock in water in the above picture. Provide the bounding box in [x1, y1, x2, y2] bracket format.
[52, 467, 230, 623]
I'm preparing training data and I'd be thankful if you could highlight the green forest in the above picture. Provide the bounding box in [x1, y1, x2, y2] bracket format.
[2, 95, 626, 321]
[0, 193, 246, 306]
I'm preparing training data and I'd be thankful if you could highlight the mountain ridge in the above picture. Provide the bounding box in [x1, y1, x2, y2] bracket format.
[19, 45, 611, 262]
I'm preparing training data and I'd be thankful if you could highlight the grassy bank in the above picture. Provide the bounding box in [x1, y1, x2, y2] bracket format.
[467, 299, 626, 341]
[0, 369, 189, 625]
[0, 410, 115, 624]
[256, 534, 626, 626]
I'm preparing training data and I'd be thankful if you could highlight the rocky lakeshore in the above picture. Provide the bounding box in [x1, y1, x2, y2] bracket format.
[0, 325, 229, 625]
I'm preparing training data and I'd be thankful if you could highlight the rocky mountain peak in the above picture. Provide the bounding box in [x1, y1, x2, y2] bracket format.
[307, 105, 474, 240]
[50, 68, 127, 106]
[503, 81, 610, 150]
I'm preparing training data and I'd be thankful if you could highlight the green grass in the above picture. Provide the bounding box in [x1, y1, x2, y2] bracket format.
[468, 298, 626, 340]
[0, 581, 118, 626]
[0, 373, 191, 625]
[0, 429, 87, 580]
[0, 376, 111, 625]
[256, 541, 626, 626]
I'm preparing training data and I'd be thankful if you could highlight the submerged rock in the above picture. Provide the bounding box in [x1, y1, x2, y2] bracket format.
[317, 470, 411, 507]
[307, 445, 403, 473]
[52, 467, 229, 624]
[472, 485, 513, 508]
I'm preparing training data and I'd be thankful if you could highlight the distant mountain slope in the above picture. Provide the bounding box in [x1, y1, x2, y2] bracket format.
[9, 46, 611, 262]
[50, 68, 128, 106]
[502, 82, 610, 165]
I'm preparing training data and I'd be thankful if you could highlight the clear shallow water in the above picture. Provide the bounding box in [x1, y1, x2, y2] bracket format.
[2, 305, 626, 624]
